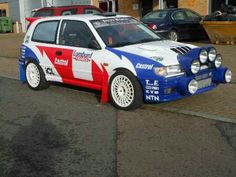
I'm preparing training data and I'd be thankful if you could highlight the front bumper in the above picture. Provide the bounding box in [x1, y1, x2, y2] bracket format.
[142, 67, 230, 103]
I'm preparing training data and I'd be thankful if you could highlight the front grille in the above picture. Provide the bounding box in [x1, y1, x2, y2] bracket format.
[198, 78, 212, 89]
[171, 46, 192, 55]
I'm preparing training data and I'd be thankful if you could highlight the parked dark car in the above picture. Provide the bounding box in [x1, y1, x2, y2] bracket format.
[141, 8, 208, 41]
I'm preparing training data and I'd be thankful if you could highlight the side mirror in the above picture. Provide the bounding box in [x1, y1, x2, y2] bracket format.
[88, 40, 101, 50]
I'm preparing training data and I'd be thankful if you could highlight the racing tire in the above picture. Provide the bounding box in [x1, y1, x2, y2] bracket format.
[109, 70, 143, 110]
[25, 60, 49, 90]
[168, 30, 179, 41]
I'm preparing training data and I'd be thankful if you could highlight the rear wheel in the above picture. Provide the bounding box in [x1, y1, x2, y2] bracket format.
[168, 30, 179, 41]
[109, 70, 143, 110]
[25, 60, 49, 90]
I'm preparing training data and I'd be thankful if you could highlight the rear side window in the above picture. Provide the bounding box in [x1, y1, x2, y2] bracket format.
[61, 9, 77, 15]
[33, 10, 54, 17]
[84, 8, 101, 14]
[32, 21, 59, 43]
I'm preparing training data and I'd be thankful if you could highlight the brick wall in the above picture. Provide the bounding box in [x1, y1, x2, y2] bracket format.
[178, 0, 208, 15]
[153, 0, 159, 10]
[118, 0, 140, 19]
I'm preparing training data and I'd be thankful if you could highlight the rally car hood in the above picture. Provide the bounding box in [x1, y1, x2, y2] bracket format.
[115, 40, 196, 66]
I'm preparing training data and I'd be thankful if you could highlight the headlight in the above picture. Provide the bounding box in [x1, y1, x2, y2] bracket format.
[208, 48, 217, 62]
[191, 60, 200, 74]
[188, 79, 198, 94]
[225, 69, 232, 83]
[214, 54, 222, 68]
[199, 49, 208, 63]
[154, 65, 182, 77]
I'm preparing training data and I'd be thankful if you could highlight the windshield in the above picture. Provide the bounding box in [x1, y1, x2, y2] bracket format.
[91, 17, 162, 48]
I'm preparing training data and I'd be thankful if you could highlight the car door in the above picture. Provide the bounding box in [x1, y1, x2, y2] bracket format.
[58, 20, 102, 83]
[171, 10, 190, 39]
[184, 9, 205, 39]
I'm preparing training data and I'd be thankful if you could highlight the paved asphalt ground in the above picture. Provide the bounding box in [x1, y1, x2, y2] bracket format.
[0, 33, 236, 177]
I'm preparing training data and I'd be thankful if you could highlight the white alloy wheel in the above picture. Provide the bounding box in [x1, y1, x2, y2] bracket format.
[111, 75, 135, 108]
[26, 62, 41, 88]
[169, 30, 178, 41]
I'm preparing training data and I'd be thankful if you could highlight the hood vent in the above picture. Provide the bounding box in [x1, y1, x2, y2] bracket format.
[171, 46, 191, 55]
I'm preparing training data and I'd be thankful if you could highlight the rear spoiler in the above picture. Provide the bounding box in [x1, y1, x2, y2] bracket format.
[26, 17, 41, 26]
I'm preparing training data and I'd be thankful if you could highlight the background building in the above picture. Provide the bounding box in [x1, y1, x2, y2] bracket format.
[0, 0, 235, 32]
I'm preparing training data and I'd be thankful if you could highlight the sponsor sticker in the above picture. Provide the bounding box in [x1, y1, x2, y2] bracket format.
[45, 67, 55, 75]
[150, 56, 164, 62]
[55, 58, 68, 66]
[136, 63, 154, 70]
[72, 51, 93, 62]
[146, 95, 159, 101]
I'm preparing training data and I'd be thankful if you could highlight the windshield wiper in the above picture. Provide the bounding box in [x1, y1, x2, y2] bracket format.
[137, 38, 160, 43]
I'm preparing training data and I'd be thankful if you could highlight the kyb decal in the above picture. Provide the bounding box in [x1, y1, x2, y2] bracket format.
[72, 51, 93, 62]
[136, 63, 154, 70]
[55, 58, 68, 66]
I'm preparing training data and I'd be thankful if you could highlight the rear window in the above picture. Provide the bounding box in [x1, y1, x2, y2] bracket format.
[142, 11, 168, 20]
[61, 9, 77, 16]
[32, 21, 59, 43]
[33, 10, 54, 17]
[84, 8, 101, 14]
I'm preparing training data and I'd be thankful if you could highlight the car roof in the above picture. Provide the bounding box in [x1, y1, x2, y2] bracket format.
[35, 5, 99, 10]
[152, 8, 192, 12]
[35, 13, 130, 22]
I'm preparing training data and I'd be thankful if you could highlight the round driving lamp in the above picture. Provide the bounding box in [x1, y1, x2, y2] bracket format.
[191, 60, 200, 74]
[199, 49, 208, 63]
[208, 48, 217, 62]
[188, 79, 198, 94]
[214, 54, 222, 68]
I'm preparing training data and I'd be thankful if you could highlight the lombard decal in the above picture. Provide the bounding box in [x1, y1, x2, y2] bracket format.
[55, 58, 68, 66]
[72, 51, 93, 62]
[136, 63, 154, 70]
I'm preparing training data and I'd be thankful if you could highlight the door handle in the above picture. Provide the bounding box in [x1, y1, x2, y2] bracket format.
[56, 51, 62, 56]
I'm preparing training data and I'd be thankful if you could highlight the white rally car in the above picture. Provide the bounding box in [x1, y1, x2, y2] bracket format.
[19, 13, 232, 110]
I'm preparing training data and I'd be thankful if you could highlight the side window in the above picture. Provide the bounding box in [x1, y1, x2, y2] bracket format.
[59, 20, 96, 48]
[84, 8, 101, 14]
[61, 9, 77, 16]
[32, 21, 59, 43]
[33, 10, 54, 17]
[185, 10, 201, 22]
[172, 11, 188, 21]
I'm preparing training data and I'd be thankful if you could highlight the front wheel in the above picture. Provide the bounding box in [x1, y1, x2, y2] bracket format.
[109, 70, 143, 110]
[25, 60, 49, 90]
[168, 30, 179, 41]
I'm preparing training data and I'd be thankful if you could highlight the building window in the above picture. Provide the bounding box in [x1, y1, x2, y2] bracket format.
[0, 9, 6, 17]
